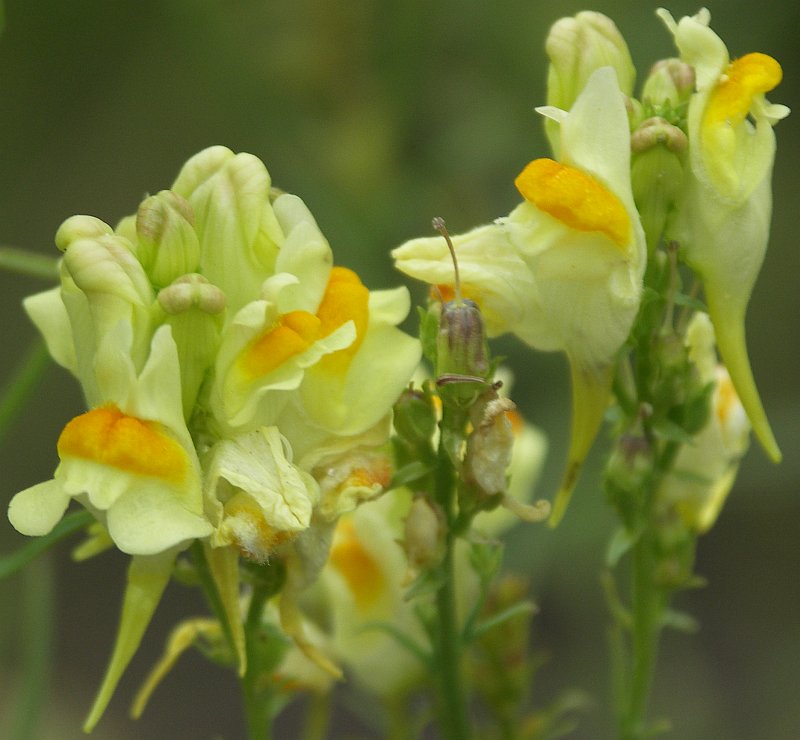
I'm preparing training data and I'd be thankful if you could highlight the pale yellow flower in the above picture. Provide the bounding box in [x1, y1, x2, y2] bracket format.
[658, 7, 788, 462]
[657, 312, 750, 531]
[394, 68, 646, 524]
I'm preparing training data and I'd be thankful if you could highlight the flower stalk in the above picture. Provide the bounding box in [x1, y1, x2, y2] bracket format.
[432, 406, 472, 740]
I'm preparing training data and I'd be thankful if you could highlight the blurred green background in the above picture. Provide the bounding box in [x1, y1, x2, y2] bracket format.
[0, 1, 797, 738]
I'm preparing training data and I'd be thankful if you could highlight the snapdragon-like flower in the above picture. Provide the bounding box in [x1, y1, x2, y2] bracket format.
[393, 68, 646, 524]
[658, 8, 788, 462]
[7, 146, 420, 730]
[657, 312, 750, 531]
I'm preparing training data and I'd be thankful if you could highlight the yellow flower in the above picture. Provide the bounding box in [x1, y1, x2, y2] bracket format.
[8, 326, 212, 554]
[10, 146, 420, 731]
[657, 313, 750, 532]
[394, 68, 646, 524]
[658, 8, 788, 462]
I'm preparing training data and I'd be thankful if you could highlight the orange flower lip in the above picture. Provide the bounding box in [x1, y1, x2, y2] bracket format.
[57, 404, 188, 484]
[705, 53, 783, 127]
[238, 266, 370, 381]
[515, 158, 630, 248]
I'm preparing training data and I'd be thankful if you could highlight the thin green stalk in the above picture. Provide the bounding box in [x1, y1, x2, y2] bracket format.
[11, 555, 55, 740]
[0, 339, 50, 445]
[190, 542, 237, 657]
[0, 246, 59, 281]
[620, 530, 667, 740]
[241, 582, 273, 740]
[432, 418, 472, 740]
[302, 692, 331, 740]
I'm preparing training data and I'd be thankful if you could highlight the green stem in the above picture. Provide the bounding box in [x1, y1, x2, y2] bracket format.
[302, 692, 331, 740]
[620, 530, 667, 740]
[11, 555, 55, 740]
[241, 582, 273, 740]
[0, 246, 59, 281]
[432, 415, 472, 740]
[190, 542, 238, 657]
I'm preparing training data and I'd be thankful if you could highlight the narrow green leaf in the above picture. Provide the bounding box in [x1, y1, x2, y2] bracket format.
[389, 460, 436, 489]
[357, 621, 431, 666]
[606, 526, 640, 568]
[0, 339, 50, 446]
[661, 608, 699, 634]
[0, 510, 93, 580]
[468, 601, 536, 642]
[0, 246, 60, 281]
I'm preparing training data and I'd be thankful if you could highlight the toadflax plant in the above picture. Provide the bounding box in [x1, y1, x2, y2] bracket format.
[7, 146, 422, 733]
[1, 6, 788, 739]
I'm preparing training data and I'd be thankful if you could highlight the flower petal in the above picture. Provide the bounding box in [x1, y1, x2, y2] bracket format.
[7, 479, 71, 537]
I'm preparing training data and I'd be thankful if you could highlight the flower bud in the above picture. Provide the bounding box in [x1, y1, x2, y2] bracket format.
[137, 190, 201, 287]
[545, 11, 635, 155]
[158, 275, 226, 417]
[631, 118, 687, 251]
[157, 273, 226, 316]
[641, 58, 695, 111]
[55, 215, 113, 252]
[393, 385, 437, 449]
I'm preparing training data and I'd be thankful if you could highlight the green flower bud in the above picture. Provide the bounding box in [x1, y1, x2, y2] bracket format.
[137, 190, 200, 288]
[393, 385, 437, 450]
[641, 58, 695, 115]
[55, 215, 113, 252]
[630, 118, 687, 250]
[545, 11, 635, 156]
[158, 274, 225, 418]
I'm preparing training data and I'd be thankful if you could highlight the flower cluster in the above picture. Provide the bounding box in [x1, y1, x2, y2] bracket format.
[393, 7, 787, 524]
[7, 146, 420, 729]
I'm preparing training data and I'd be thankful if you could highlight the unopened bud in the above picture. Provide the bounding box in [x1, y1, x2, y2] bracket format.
[641, 58, 695, 112]
[158, 275, 225, 417]
[545, 11, 635, 155]
[393, 386, 437, 447]
[604, 408, 655, 528]
[62, 233, 151, 306]
[631, 119, 687, 250]
[157, 273, 226, 315]
[631, 117, 688, 154]
[137, 190, 200, 287]
[55, 215, 113, 252]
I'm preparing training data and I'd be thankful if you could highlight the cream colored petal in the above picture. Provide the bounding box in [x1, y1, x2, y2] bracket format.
[107, 484, 213, 556]
[23, 287, 77, 376]
[392, 222, 536, 338]
[7, 479, 71, 537]
[272, 194, 333, 313]
[208, 428, 318, 533]
[656, 8, 727, 91]
[557, 67, 635, 213]
[300, 289, 421, 436]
